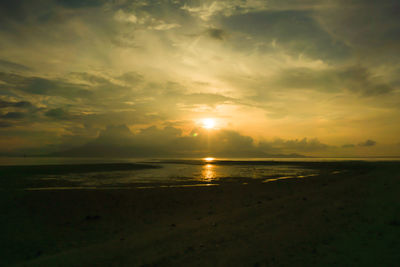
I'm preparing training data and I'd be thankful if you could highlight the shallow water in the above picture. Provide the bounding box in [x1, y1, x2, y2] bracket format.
[32, 163, 317, 187]
[1, 157, 397, 190]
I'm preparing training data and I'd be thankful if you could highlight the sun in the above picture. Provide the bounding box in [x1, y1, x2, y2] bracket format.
[202, 118, 216, 129]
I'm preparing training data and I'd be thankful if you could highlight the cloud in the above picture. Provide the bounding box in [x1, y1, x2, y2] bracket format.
[181, 2, 226, 21]
[84, 125, 260, 157]
[117, 72, 143, 84]
[55, 0, 106, 9]
[260, 138, 330, 153]
[44, 108, 71, 120]
[0, 99, 32, 109]
[221, 10, 350, 61]
[0, 72, 92, 98]
[151, 22, 181, 31]
[0, 69, 236, 137]
[0, 112, 26, 119]
[0, 98, 37, 127]
[54, 124, 336, 157]
[114, 9, 138, 23]
[206, 27, 227, 40]
[53, 125, 248, 157]
[316, 1, 400, 54]
[358, 139, 376, 147]
[337, 66, 393, 96]
[0, 121, 13, 128]
[181, 0, 270, 21]
[179, 93, 235, 107]
[0, 59, 32, 72]
[266, 65, 394, 96]
[21, 77, 93, 97]
[0, 1, 30, 21]
[113, 5, 183, 33]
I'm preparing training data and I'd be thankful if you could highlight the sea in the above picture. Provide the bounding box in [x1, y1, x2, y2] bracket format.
[1, 157, 399, 190]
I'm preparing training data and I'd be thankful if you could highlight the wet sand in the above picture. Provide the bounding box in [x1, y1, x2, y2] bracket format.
[1, 162, 400, 266]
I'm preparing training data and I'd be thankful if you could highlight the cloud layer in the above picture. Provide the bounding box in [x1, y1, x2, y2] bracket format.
[53, 124, 328, 158]
[0, 0, 399, 157]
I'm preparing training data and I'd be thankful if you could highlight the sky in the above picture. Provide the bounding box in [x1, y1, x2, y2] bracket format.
[0, 0, 399, 157]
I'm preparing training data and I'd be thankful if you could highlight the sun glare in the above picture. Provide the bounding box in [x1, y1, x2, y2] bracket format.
[202, 118, 216, 129]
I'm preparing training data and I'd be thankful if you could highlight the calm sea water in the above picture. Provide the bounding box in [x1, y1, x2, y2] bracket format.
[1, 157, 399, 190]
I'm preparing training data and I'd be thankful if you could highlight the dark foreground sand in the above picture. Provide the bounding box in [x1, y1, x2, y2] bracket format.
[1, 162, 400, 266]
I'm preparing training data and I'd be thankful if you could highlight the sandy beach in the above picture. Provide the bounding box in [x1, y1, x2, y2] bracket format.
[1, 161, 400, 266]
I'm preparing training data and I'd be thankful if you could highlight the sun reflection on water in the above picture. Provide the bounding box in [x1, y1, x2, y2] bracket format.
[201, 163, 216, 181]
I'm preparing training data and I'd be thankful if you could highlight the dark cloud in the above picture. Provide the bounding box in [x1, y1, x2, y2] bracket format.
[0, 112, 26, 119]
[337, 66, 393, 96]
[54, 124, 334, 158]
[206, 27, 227, 40]
[20, 77, 92, 97]
[117, 72, 143, 84]
[44, 108, 71, 120]
[0, 72, 92, 98]
[358, 139, 376, 147]
[13, 101, 33, 108]
[22, 77, 58, 95]
[221, 10, 349, 61]
[0, 0, 59, 28]
[0, 59, 32, 71]
[0, 121, 13, 128]
[317, 1, 400, 51]
[268, 65, 393, 96]
[55, 125, 262, 157]
[0, 99, 32, 109]
[0, 71, 208, 129]
[0, 71, 156, 129]
[0, 72, 25, 86]
[55, 0, 106, 9]
[0, 0, 104, 21]
[81, 110, 164, 129]
[0, 1, 30, 21]
[56, 125, 182, 157]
